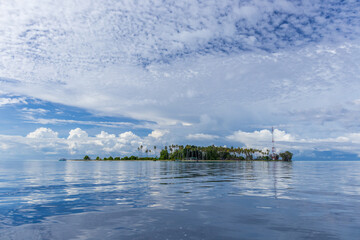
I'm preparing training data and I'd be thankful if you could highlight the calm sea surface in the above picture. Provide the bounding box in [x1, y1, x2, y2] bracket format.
[0, 160, 359, 239]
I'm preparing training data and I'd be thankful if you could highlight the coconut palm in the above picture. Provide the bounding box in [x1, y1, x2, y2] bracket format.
[140, 145, 143, 158]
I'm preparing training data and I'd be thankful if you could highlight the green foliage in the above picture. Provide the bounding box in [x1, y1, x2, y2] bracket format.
[256, 155, 270, 160]
[83, 155, 91, 160]
[89, 145, 291, 162]
[167, 145, 266, 160]
[205, 146, 220, 160]
[279, 151, 293, 161]
[219, 151, 231, 160]
[159, 149, 169, 160]
[169, 149, 182, 160]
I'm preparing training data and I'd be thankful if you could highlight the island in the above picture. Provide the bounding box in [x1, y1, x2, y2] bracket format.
[79, 145, 293, 162]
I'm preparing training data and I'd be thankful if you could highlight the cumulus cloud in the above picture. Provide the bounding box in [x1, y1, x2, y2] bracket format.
[119, 131, 139, 141]
[3, 127, 360, 159]
[148, 130, 169, 139]
[0, 1, 360, 159]
[68, 128, 88, 139]
[96, 131, 116, 139]
[227, 129, 295, 145]
[226, 128, 360, 157]
[0, 128, 160, 158]
[26, 127, 59, 138]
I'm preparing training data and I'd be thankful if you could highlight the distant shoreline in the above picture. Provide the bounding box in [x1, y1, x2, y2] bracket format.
[66, 145, 293, 162]
[63, 159, 288, 162]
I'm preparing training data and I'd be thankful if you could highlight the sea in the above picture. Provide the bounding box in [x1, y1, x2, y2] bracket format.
[0, 160, 359, 239]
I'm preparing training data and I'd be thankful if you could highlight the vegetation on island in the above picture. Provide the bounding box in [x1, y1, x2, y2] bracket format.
[279, 151, 293, 161]
[82, 145, 293, 161]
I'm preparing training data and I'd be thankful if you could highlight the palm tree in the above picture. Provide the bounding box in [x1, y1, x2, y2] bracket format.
[153, 146, 157, 158]
[169, 146, 173, 155]
[179, 147, 183, 159]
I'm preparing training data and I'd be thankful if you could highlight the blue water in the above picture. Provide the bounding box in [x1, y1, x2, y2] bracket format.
[0, 160, 359, 239]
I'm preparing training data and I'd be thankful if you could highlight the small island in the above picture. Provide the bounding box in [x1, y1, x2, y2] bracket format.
[79, 145, 293, 162]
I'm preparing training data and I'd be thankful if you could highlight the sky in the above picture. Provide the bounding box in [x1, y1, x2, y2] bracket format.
[1, 0, 360, 160]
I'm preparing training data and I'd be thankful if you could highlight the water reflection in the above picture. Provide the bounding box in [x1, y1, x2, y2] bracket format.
[155, 161, 294, 200]
[1, 161, 292, 227]
[0, 160, 359, 239]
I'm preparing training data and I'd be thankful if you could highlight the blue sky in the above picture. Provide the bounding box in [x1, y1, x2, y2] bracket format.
[1, 0, 360, 160]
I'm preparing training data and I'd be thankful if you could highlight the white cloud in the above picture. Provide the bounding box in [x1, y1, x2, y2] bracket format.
[3, 127, 360, 159]
[346, 133, 360, 144]
[12, 128, 145, 157]
[119, 131, 139, 141]
[0, 1, 360, 159]
[21, 107, 48, 115]
[187, 133, 219, 140]
[0, 142, 10, 150]
[226, 129, 297, 152]
[0, 97, 27, 106]
[353, 99, 360, 105]
[96, 131, 116, 139]
[23, 116, 135, 128]
[26, 127, 59, 138]
[68, 128, 88, 139]
[148, 130, 169, 139]
[225, 128, 360, 157]
[227, 129, 295, 145]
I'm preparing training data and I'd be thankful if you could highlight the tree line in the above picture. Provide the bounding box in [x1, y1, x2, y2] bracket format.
[83, 144, 293, 161]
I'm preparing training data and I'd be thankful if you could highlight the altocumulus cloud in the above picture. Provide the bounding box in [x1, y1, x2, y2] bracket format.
[1, 1, 360, 158]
